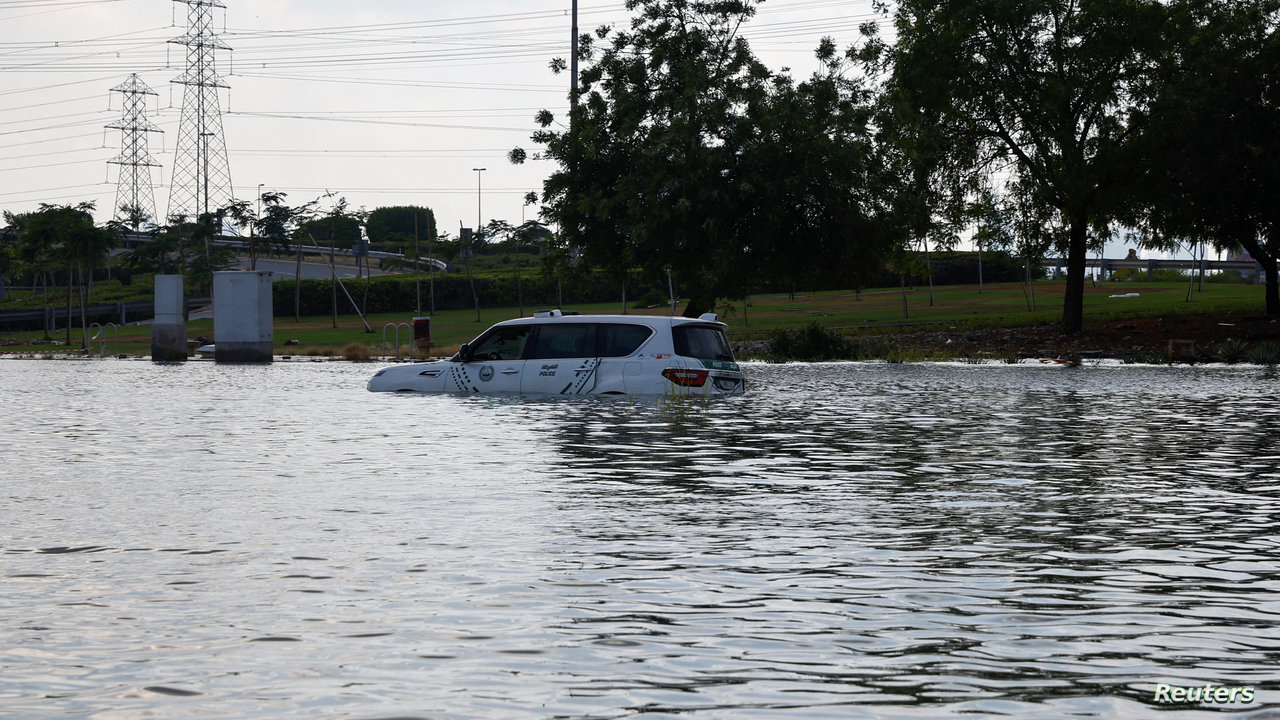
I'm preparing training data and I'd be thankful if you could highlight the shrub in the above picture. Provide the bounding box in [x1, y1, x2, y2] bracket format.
[1152, 268, 1189, 282]
[271, 273, 665, 318]
[1214, 338, 1250, 364]
[1247, 341, 1280, 366]
[342, 342, 373, 362]
[766, 322, 851, 361]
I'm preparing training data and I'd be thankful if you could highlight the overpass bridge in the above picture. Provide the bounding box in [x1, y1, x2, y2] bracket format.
[113, 232, 448, 276]
[1045, 257, 1263, 280]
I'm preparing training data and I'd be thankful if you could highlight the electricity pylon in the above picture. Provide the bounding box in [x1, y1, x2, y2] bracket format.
[167, 0, 232, 224]
[106, 73, 163, 229]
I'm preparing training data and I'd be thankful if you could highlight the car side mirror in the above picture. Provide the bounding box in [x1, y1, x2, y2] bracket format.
[458, 343, 471, 363]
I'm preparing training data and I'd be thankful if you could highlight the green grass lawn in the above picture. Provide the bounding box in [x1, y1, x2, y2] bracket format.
[0, 278, 1267, 358]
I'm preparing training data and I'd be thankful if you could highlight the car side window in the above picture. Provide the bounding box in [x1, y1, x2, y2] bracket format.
[599, 324, 652, 357]
[528, 324, 596, 359]
[469, 325, 532, 361]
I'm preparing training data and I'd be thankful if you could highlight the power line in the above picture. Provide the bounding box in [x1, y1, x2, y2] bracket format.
[227, 111, 534, 133]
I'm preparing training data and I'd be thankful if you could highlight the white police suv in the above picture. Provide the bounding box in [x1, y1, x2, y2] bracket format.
[367, 311, 744, 396]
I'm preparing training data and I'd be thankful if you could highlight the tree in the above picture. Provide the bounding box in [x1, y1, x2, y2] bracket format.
[516, 1, 901, 317]
[297, 197, 364, 328]
[730, 38, 903, 301]
[223, 192, 318, 271]
[184, 212, 236, 297]
[224, 192, 318, 321]
[1125, 0, 1280, 314]
[5, 203, 114, 346]
[365, 206, 437, 254]
[517, 0, 775, 317]
[123, 220, 181, 276]
[0, 227, 16, 302]
[876, 0, 1165, 332]
[298, 209, 362, 252]
[6, 214, 53, 337]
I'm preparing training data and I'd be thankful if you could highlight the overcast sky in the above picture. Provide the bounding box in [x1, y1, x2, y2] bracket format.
[0, 0, 883, 239]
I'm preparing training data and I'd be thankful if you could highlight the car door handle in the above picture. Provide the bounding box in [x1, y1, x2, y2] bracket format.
[501, 368, 520, 374]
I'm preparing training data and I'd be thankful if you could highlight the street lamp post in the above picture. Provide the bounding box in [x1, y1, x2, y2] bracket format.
[251, 182, 264, 269]
[472, 167, 486, 236]
[466, 167, 486, 323]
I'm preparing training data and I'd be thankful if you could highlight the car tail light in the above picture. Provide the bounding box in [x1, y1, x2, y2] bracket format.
[662, 368, 709, 387]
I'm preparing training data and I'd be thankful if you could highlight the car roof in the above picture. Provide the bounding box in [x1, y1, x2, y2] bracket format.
[492, 313, 726, 330]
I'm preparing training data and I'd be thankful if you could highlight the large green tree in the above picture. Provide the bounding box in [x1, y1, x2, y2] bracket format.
[1125, 0, 1280, 314]
[365, 205, 437, 255]
[517, 0, 898, 316]
[731, 38, 901, 298]
[877, 0, 1165, 332]
[519, 0, 774, 317]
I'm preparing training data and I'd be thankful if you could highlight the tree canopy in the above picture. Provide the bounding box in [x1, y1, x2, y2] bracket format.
[876, 0, 1167, 332]
[1124, 0, 1280, 313]
[365, 205, 438, 254]
[516, 0, 899, 316]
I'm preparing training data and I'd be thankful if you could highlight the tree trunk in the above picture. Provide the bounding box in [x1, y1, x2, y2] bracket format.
[330, 236, 337, 329]
[294, 243, 303, 322]
[79, 266, 89, 350]
[39, 273, 50, 339]
[1265, 259, 1279, 316]
[1061, 211, 1089, 333]
[414, 215, 421, 315]
[978, 242, 984, 293]
[923, 236, 935, 306]
[681, 290, 715, 318]
[1237, 237, 1278, 316]
[900, 273, 909, 320]
[65, 265, 73, 347]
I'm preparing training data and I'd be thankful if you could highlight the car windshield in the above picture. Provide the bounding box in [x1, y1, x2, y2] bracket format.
[672, 325, 735, 362]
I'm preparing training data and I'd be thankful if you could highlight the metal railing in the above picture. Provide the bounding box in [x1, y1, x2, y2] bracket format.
[381, 322, 412, 361]
[88, 322, 119, 358]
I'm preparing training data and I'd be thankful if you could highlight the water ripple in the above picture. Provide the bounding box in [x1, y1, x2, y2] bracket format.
[2, 359, 1278, 717]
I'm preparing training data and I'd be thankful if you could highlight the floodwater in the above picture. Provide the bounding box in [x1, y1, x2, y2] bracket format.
[2, 358, 1278, 719]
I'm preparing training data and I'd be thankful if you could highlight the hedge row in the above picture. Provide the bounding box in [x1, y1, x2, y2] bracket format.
[271, 272, 653, 317]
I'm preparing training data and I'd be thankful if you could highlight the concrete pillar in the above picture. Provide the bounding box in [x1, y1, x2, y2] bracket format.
[151, 274, 187, 362]
[213, 270, 274, 363]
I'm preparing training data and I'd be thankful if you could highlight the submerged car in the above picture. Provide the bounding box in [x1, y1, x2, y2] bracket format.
[367, 311, 744, 396]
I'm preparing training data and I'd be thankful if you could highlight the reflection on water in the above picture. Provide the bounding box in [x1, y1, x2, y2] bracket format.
[2, 359, 1278, 718]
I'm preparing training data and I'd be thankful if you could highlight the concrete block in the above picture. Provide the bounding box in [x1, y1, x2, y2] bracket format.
[151, 274, 186, 362]
[213, 270, 274, 363]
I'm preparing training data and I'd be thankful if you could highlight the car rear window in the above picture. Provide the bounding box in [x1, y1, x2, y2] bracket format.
[672, 325, 735, 362]
[599, 324, 652, 357]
